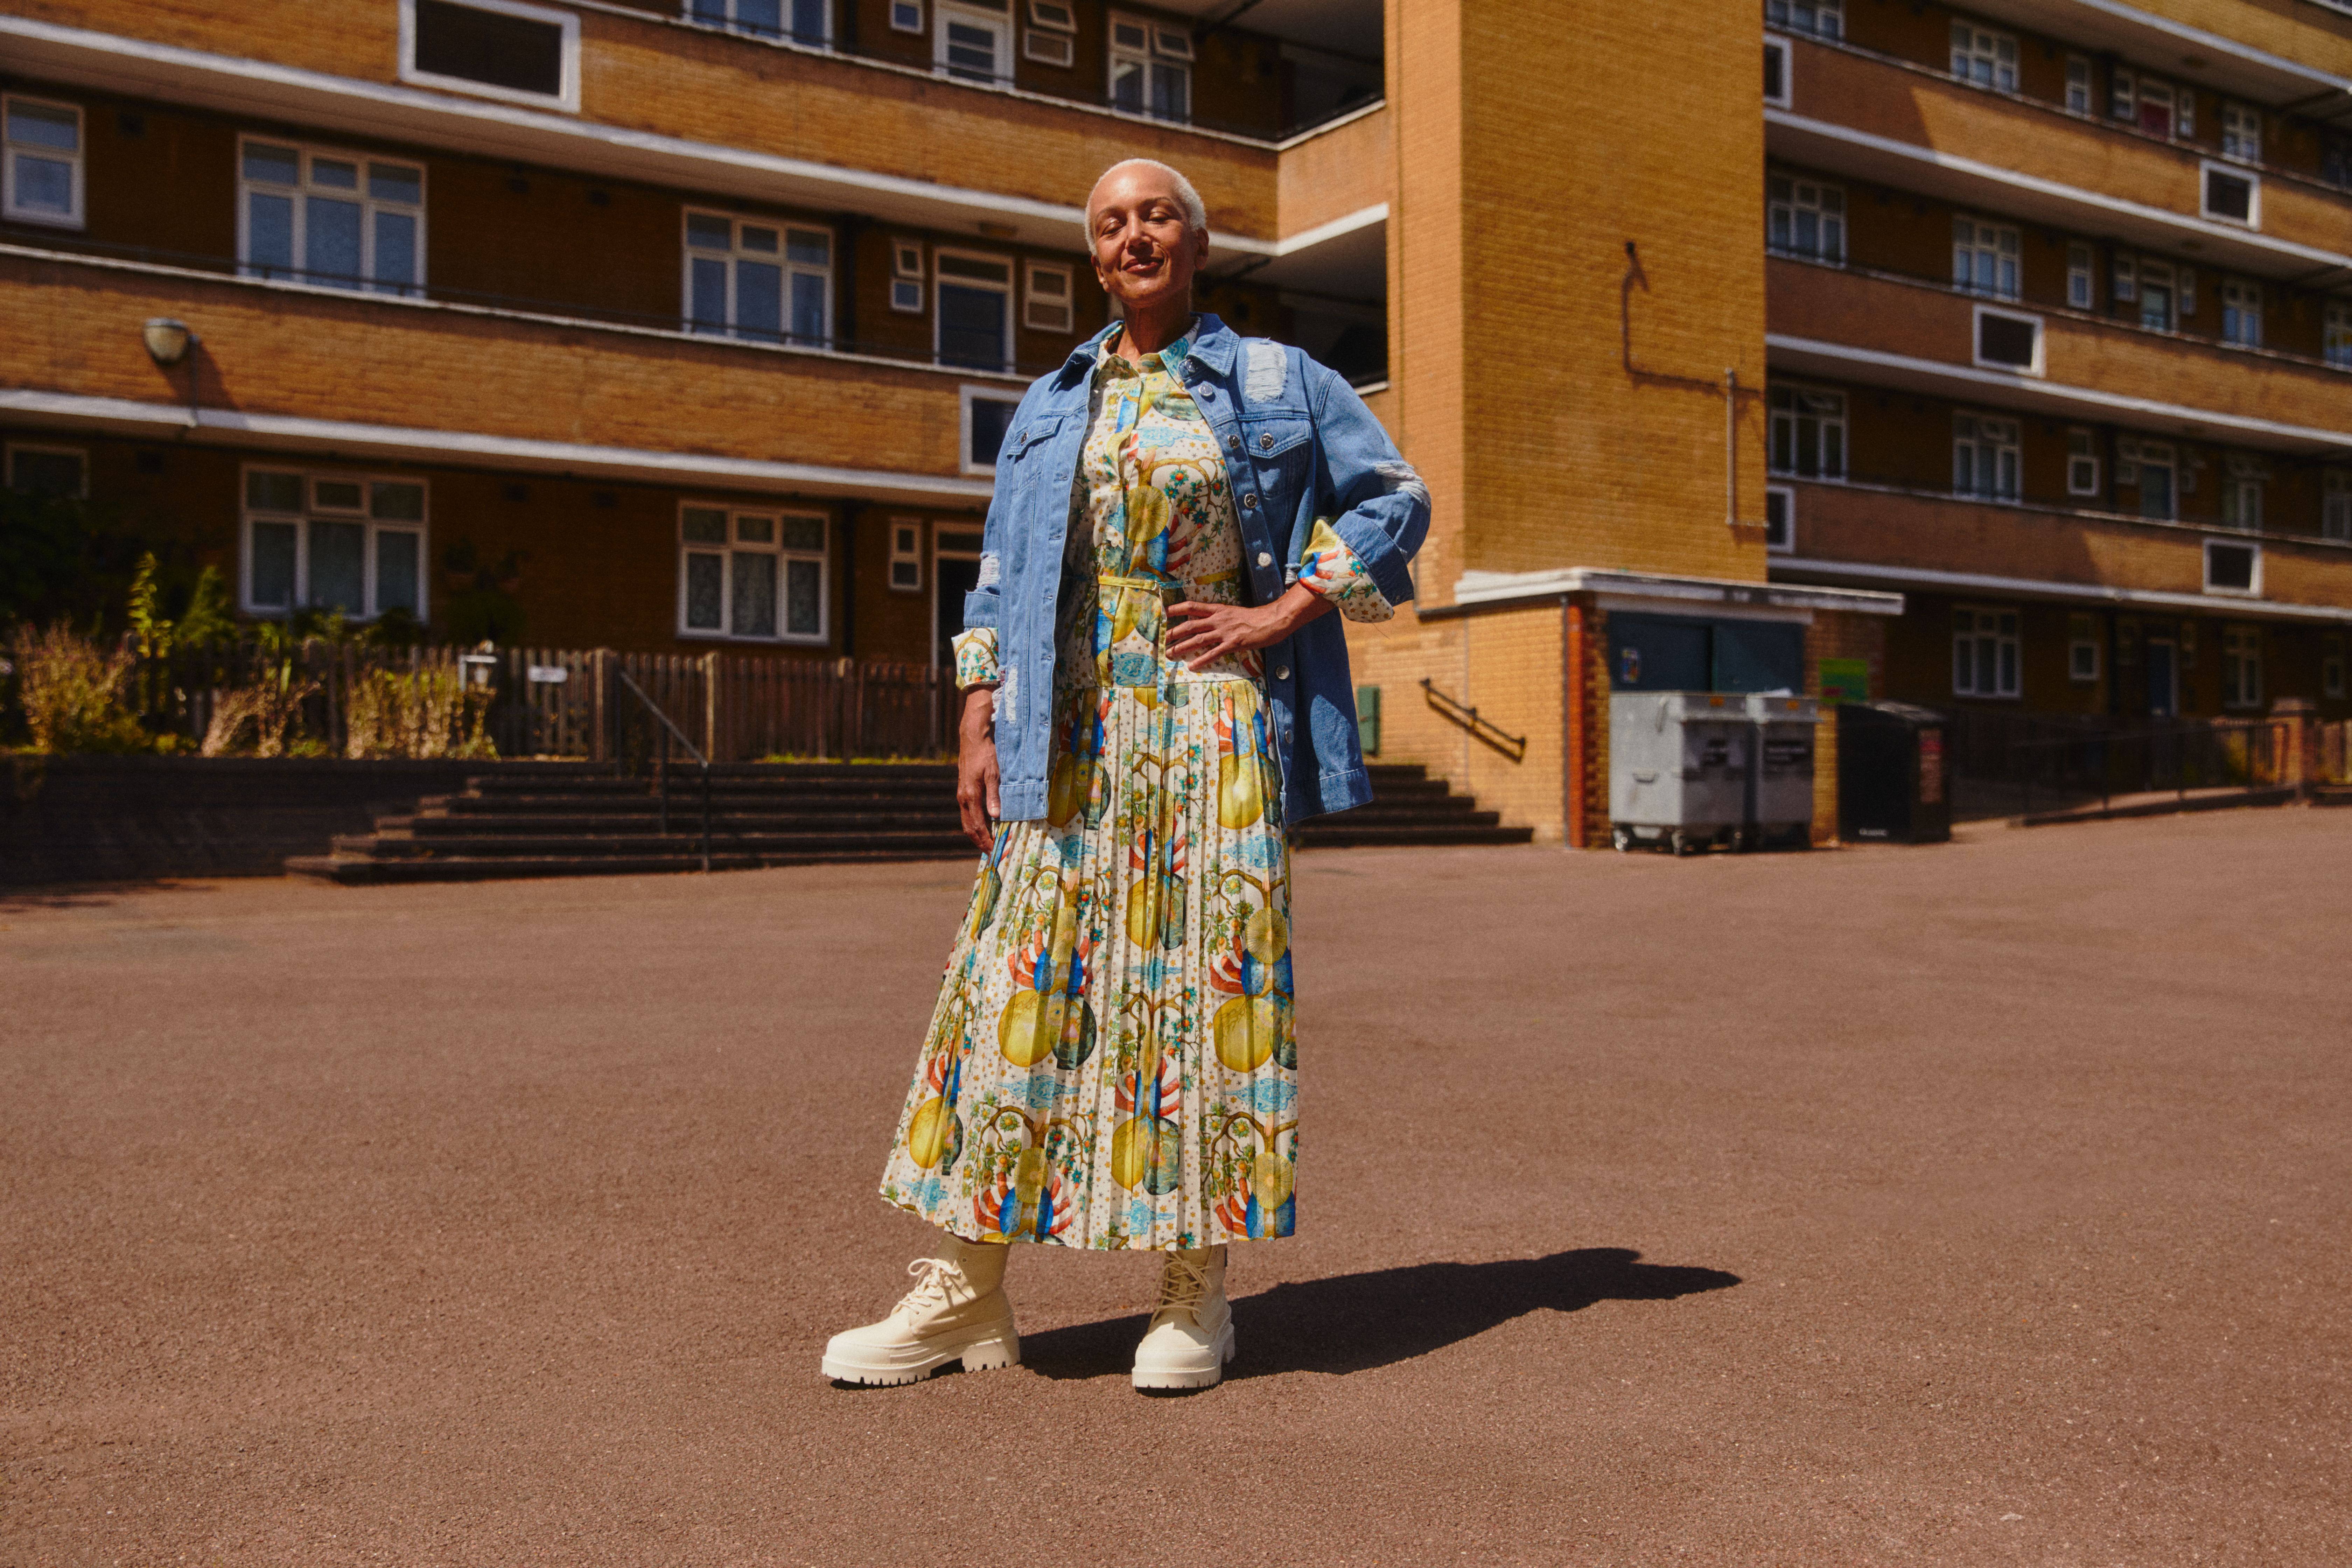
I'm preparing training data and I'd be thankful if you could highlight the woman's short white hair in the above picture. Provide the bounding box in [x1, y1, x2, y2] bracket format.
[1089, 158, 1209, 238]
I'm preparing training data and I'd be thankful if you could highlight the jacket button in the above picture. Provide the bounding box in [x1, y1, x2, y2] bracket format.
[1259, 433, 1275, 451]
[1256, 551, 1272, 567]
[1242, 494, 1259, 510]
[1198, 386, 1216, 398]
[1274, 665, 1291, 681]
[1226, 435, 1239, 451]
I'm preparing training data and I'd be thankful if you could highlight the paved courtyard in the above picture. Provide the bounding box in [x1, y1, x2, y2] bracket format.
[5, 808, 2349, 1566]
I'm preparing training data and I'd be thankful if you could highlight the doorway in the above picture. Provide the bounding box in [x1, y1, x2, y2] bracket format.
[933, 526, 983, 667]
[2144, 637, 2178, 718]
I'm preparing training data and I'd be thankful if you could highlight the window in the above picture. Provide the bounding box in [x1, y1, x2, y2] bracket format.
[400, 0, 579, 112]
[2064, 56, 2092, 115]
[1764, 38, 1791, 108]
[937, 2, 1009, 84]
[2113, 73, 2186, 139]
[1025, 0, 1074, 65]
[2219, 278, 2261, 347]
[2325, 300, 2352, 369]
[2066, 243, 2094, 310]
[1764, 484, 1794, 552]
[5, 442, 87, 496]
[959, 386, 1021, 474]
[890, 0, 922, 30]
[238, 139, 426, 296]
[2205, 540, 2259, 597]
[891, 240, 925, 314]
[2121, 437, 2176, 519]
[242, 467, 427, 620]
[684, 212, 830, 345]
[1953, 217, 2019, 299]
[2067, 614, 2102, 682]
[2220, 624, 2262, 706]
[1973, 305, 2042, 373]
[2202, 163, 2258, 226]
[2323, 633, 2345, 700]
[2066, 429, 2101, 497]
[3, 97, 82, 228]
[2113, 253, 2136, 303]
[1952, 607, 2021, 699]
[2135, 259, 2175, 332]
[688, 0, 828, 44]
[1109, 13, 1192, 122]
[2326, 471, 2352, 542]
[1767, 385, 1845, 479]
[1764, 0, 1839, 39]
[679, 505, 826, 640]
[1953, 414, 2021, 499]
[1023, 260, 1073, 332]
[936, 251, 1012, 370]
[889, 518, 924, 592]
[2221, 102, 2261, 163]
[2328, 132, 2352, 191]
[1766, 175, 1844, 262]
[1949, 23, 2017, 92]
[2221, 454, 2265, 532]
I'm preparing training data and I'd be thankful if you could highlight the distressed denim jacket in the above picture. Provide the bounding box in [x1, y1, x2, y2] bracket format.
[964, 314, 1429, 826]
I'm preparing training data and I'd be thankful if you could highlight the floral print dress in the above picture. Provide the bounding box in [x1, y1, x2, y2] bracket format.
[877, 328, 1394, 1251]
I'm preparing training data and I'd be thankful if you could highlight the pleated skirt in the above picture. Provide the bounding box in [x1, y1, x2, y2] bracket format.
[877, 670, 1298, 1250]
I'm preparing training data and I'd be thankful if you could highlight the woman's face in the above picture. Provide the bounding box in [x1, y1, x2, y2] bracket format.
[1088, 165, 1205, 319]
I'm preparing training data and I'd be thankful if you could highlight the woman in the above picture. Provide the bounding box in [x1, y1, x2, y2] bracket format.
[823, 158, 1427, 1393]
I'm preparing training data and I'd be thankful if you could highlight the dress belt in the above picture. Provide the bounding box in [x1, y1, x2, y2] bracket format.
[1097, 569, 1240, 597]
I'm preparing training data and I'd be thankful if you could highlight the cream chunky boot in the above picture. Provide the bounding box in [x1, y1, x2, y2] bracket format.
[820, 1235, 1018, 1387]
[1130, 1245, 1234, 1392]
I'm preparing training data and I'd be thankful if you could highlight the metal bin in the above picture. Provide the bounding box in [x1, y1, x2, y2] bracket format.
[1835, 700, 1952, 844]
[1743, 693, 1818, 849]
[1609, 691, 1750, 854]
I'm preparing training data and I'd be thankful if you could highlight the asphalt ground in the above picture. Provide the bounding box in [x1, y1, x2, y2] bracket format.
[4, 807, 2348, 1567]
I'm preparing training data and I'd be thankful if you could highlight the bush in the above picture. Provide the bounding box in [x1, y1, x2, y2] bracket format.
[6, 623, 150, 754]
[345, 667, 496, 760]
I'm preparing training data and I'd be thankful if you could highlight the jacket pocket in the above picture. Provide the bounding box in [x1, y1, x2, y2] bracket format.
[1003, 412, 1067, 464]
[1238, 416, 1312, 461]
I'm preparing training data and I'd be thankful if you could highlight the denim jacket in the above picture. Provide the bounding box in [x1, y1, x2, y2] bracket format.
[963, 314, 1429, 826]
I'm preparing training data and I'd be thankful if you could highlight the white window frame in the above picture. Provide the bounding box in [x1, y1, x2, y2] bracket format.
[1764, 35, 1793, 110]
[239, 463, 430, 622]
[1949, 22, 2018, 93]
[236, 136, 429, 297]
[936, 1, 1010, 85]
[888, 517, 925, 593]
[2120, 437, 2178, 520]
[2066, 243, 2094, 310]
[397, 0, 581, 114]
[890, 0, 923, 30]
[2067, 614, 2102, 682]
[1953, 216, 2021, 300]
[959, 385, 1023, 476]
[2203, 540, 2261, 599]
[2220, 102, 2261, 164]
[1022, 259, 1073, 332]
[2065, 428, 2101, 497]
[5, 441, 89, 497]
[929, 522, 983, 667]
[1025, 1, 1076, 66]
[677, 503, 829, 643]
[2219, 278, 2262, 348]
[686, 0, 833, 45]
[1764, 483, 1795, 553]
[1972, 303, 2044, 376]
[3, 95, 84, 229]
[2133, 257, 2177, 332]
[2220, 454, 2266, 532]
[2325, 470, 2352, 542]
[2220, 624, 2263, 707]
[890, 239, 926, 314]
[2199, 161, 2260, 227]
[1767, 174, 1844, 264]
[934, 248, 1013, 371]
[2064, 56, 2092, 115]
[2326, 300, 2352, 369]
[1108, 11, 1193, 123]
[681, 209, 833, 346]
[1953, 413, 2022, 501]
[1764, 0, 1840, 39]
[1767, 384, 1846, 480]
[1952, 605, 2022, 700]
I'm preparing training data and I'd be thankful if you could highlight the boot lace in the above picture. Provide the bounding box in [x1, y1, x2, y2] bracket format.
[892, 1258, 966, 1319]
[1151, 1254, 1211, 1325]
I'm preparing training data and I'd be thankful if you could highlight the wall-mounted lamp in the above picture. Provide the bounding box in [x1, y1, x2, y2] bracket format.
[142, 316, 197, 366]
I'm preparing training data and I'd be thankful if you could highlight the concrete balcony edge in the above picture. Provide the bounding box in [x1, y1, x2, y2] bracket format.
[1775, 555, 2352, 624]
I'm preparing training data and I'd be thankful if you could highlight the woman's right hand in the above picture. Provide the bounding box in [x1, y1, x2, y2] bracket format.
[956, 686, 1002, 852]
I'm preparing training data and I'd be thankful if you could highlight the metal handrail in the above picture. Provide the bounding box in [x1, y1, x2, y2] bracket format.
[2004, 717, 2286, 819]
[1421, 678, 1527, 762]
[612, 668, 712, 874]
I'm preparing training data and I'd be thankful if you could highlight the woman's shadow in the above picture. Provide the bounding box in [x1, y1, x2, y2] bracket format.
[1020, 1247, 1741, 1381]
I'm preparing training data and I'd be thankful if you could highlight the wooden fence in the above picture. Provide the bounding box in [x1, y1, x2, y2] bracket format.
[130, 640, 956, 761]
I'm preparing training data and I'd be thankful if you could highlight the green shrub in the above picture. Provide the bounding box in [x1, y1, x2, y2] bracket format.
[345, 667, 496, 760]
[6, 623, 149, 754]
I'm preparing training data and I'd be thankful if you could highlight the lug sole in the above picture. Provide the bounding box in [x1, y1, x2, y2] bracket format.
[1130, 1322, 1237, 1391]
[822, 1331, 1020, 1387]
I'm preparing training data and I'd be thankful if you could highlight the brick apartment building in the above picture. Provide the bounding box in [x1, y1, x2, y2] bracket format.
[2, 0, 2347, 841]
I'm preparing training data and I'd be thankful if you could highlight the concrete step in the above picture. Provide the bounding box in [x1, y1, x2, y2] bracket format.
[391, 808, 964, 836]
[287, 844, 976, 884]
[325, 827, 975, 860]
[1296, 823, 1535, 848]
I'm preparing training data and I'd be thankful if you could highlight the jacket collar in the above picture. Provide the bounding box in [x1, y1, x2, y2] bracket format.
[1055, 313, 1237, 384]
